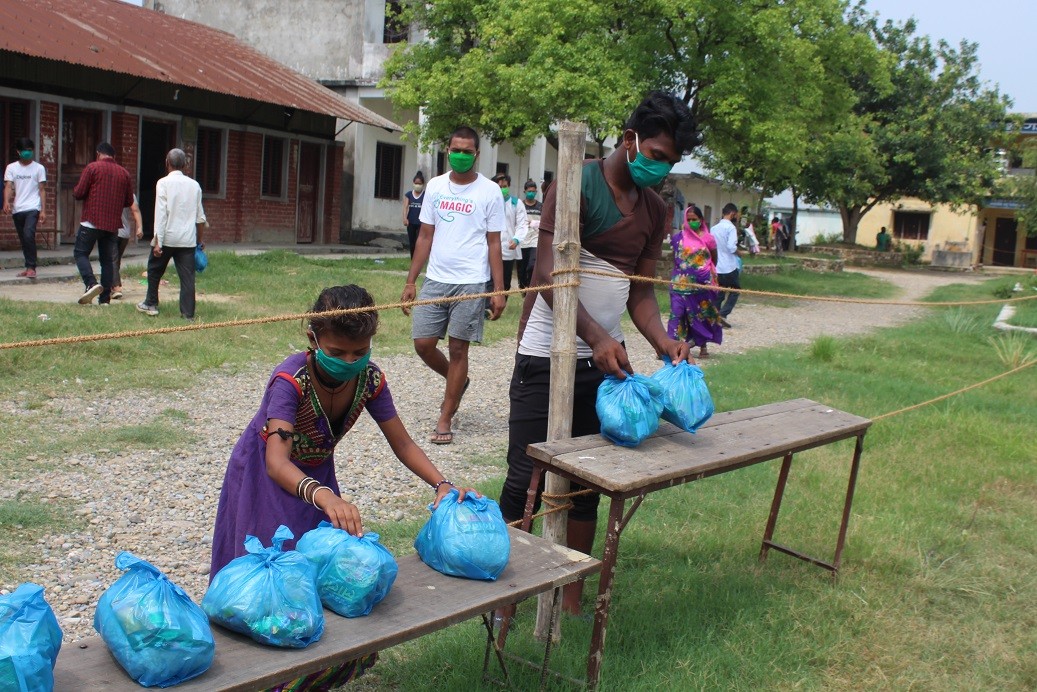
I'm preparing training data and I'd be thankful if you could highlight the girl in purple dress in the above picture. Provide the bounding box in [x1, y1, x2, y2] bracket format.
[667, 205, 723, 358]
[210, 285, 476, 690]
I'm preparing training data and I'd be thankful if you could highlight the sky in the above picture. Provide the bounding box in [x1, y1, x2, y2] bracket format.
[864, 0, 1037, 113]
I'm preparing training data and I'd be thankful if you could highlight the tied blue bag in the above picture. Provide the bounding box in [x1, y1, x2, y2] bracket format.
[202, 525, 324, 648]
[0, 583, 62, 692]
[414, 489, 510, 580]
[649, 360, 715, 433]
[93, 552, 214, 688]
[194, 244, 208, 273]
[596, 373, 664, 447]
[296, 522, 398, 618]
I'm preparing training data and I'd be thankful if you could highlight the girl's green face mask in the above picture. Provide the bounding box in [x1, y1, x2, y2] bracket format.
[314, 337, 371, 383]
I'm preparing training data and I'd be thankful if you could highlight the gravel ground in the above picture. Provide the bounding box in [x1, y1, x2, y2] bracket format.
[0, 268, 984, 642]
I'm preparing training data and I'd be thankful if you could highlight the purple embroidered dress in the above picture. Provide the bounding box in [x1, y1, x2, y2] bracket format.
[667, 227, 723, 348]
[210, 351, 397, 577]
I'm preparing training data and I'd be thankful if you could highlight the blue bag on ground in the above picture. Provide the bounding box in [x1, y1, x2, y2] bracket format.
[649, 360, 715, 433]
[194, 244, 208, 273]
[0, 583, 62, 692]
[93, 552, 214, 688]
[202, 525, 324, 648]
[296, 522, 398, 618]
[414, 489, 510, 580]
[596, 373, 664, 447]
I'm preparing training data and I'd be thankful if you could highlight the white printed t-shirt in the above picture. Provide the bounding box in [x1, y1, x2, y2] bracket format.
[419, 172, 505, 284]
[4, 161, 46, 214]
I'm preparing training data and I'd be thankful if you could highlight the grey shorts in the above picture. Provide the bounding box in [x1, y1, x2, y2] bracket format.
[411, 279, 489, 342]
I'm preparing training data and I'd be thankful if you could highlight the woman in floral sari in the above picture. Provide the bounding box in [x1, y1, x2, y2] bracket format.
[667, 205, 723, 358]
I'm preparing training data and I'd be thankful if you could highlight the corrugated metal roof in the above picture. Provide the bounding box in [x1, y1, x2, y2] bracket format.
[0, 0, 400, 131]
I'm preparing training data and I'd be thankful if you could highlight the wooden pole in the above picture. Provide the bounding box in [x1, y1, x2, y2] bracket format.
[534, 120, 587, 641]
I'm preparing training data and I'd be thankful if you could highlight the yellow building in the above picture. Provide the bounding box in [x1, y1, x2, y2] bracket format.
[857, 115, 1037, 269]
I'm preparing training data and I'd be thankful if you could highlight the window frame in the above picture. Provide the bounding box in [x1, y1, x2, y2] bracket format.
[195, 126, 226, 198]
[374, 141, 404, 201]
[892, 211, 931, 242]
[261, 135, 288, 200]
[383, 0, 409, 43]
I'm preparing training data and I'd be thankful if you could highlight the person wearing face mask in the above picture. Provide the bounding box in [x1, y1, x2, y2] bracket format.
[211, 285, 478, 688]
[668, 204, 722, 358]
[492, 173, 529, 295]
[401, 126, 506, 445]
[712, 203, 742, 327]
[497, 91, 701, 620]
[519, 179, 542, 288]
[3, 137, 48, 279]
[402, 172, 425, 258]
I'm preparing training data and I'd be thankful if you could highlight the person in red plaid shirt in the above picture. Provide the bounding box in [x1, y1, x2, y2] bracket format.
[72, 141, 134, 305]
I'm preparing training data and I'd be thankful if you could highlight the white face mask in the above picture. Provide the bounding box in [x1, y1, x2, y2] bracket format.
[413, 184, 424, 193]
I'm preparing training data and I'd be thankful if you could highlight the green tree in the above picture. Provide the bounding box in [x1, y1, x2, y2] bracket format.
[382, 0, 867, 163]
[1003, 136, 1037, 236]
[799, 16, 1011, 244]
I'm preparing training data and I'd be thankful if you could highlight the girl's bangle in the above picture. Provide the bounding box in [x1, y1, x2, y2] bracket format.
[433, 479, 454, 492]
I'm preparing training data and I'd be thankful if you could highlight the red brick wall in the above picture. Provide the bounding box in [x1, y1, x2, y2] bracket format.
[2, 96, 342, 250]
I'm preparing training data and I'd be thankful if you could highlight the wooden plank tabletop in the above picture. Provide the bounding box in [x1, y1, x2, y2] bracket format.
[54, 528, 600, 691]
[526, 399, 871, 496]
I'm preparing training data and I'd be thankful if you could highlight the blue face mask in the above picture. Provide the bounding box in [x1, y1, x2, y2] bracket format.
[313, 336, 371, 383]
[626, 133, 673, 188]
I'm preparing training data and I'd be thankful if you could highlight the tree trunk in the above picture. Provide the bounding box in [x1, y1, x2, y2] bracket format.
[839, 205, 864, 245]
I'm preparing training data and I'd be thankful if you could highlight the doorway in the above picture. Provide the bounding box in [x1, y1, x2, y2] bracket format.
[992, 218, 1017, 266]
[139, 120, 177, 240]
[59, 108, 103, 243]
[297, 142, 321, 243]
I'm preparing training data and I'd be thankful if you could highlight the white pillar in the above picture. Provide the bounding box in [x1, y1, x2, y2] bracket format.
[528, 136, 548, 188]
[479, 134, 497, 177]
[416, 108, 435, 181]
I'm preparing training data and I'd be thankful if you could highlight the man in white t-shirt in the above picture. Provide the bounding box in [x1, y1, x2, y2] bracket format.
[401, 126, 506, 445]
[3, 137, 48, 278]
[711, 202, 742, 327]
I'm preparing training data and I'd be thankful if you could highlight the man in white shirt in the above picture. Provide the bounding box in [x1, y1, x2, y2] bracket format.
[711, 202, 741, 327]
[3, 137, 47, 279]
[137, 148, 206, 320]
[401, 126, 506, 445]
[492, 173, 529, 294]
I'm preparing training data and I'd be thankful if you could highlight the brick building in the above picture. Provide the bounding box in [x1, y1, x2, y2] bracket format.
[0, 0, 398, 250]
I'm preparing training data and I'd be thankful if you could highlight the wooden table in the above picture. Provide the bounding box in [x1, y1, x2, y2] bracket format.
[523, 398, 872, 689]
[53, 527, 600, 691]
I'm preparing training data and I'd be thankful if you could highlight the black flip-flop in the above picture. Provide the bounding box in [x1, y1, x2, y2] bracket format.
[430, 430, 454, 445]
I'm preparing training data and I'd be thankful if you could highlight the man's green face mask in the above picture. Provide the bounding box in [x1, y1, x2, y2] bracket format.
[448, 151, 476, 174]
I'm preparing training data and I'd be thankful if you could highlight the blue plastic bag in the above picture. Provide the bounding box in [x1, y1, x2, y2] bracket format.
[296, 522, 398, 618]
[596, 373, 664, 447]
[414, 489, 510, 580]
[93, 552, 214, 688]
[648, 360, 715, 433]
[0, 583, 62, 692]
[202, 525, 324, 648]
[194, 245, 208, 273]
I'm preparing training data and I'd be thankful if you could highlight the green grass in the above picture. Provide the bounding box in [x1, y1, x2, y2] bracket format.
[2, 254, 1035, 689]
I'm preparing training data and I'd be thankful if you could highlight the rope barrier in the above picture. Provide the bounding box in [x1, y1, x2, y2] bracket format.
[0, 282, 577, 351]
[2, 268, 1033, 351]
[570, 267, 1037, 307]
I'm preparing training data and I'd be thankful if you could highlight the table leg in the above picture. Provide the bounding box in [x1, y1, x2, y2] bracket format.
[832, 434, 865, 572]
[587, 495, 625, 690]
[521, 465, 545, 533]
[759, 452, 794, 564]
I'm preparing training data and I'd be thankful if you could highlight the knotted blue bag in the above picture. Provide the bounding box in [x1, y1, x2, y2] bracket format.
[296, 522, 398, 618]
[202, 525, 324, 648]
[596, 373, 664, 447]
[0, 583, 62, 692]
[194, 244, 208, 273]
[649, 360, 715, 433]
[414, 490, 510, 580]
[93, 552, 214, 688]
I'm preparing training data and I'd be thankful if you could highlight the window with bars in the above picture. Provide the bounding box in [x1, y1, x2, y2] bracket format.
[1, 98, 31, 162]
[374, 141, 403, 200]
[261, 136, 286, 198]
[195, 127, 223, 195]
[893, 211, 930, 241]
[383, 0, 408, 43]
